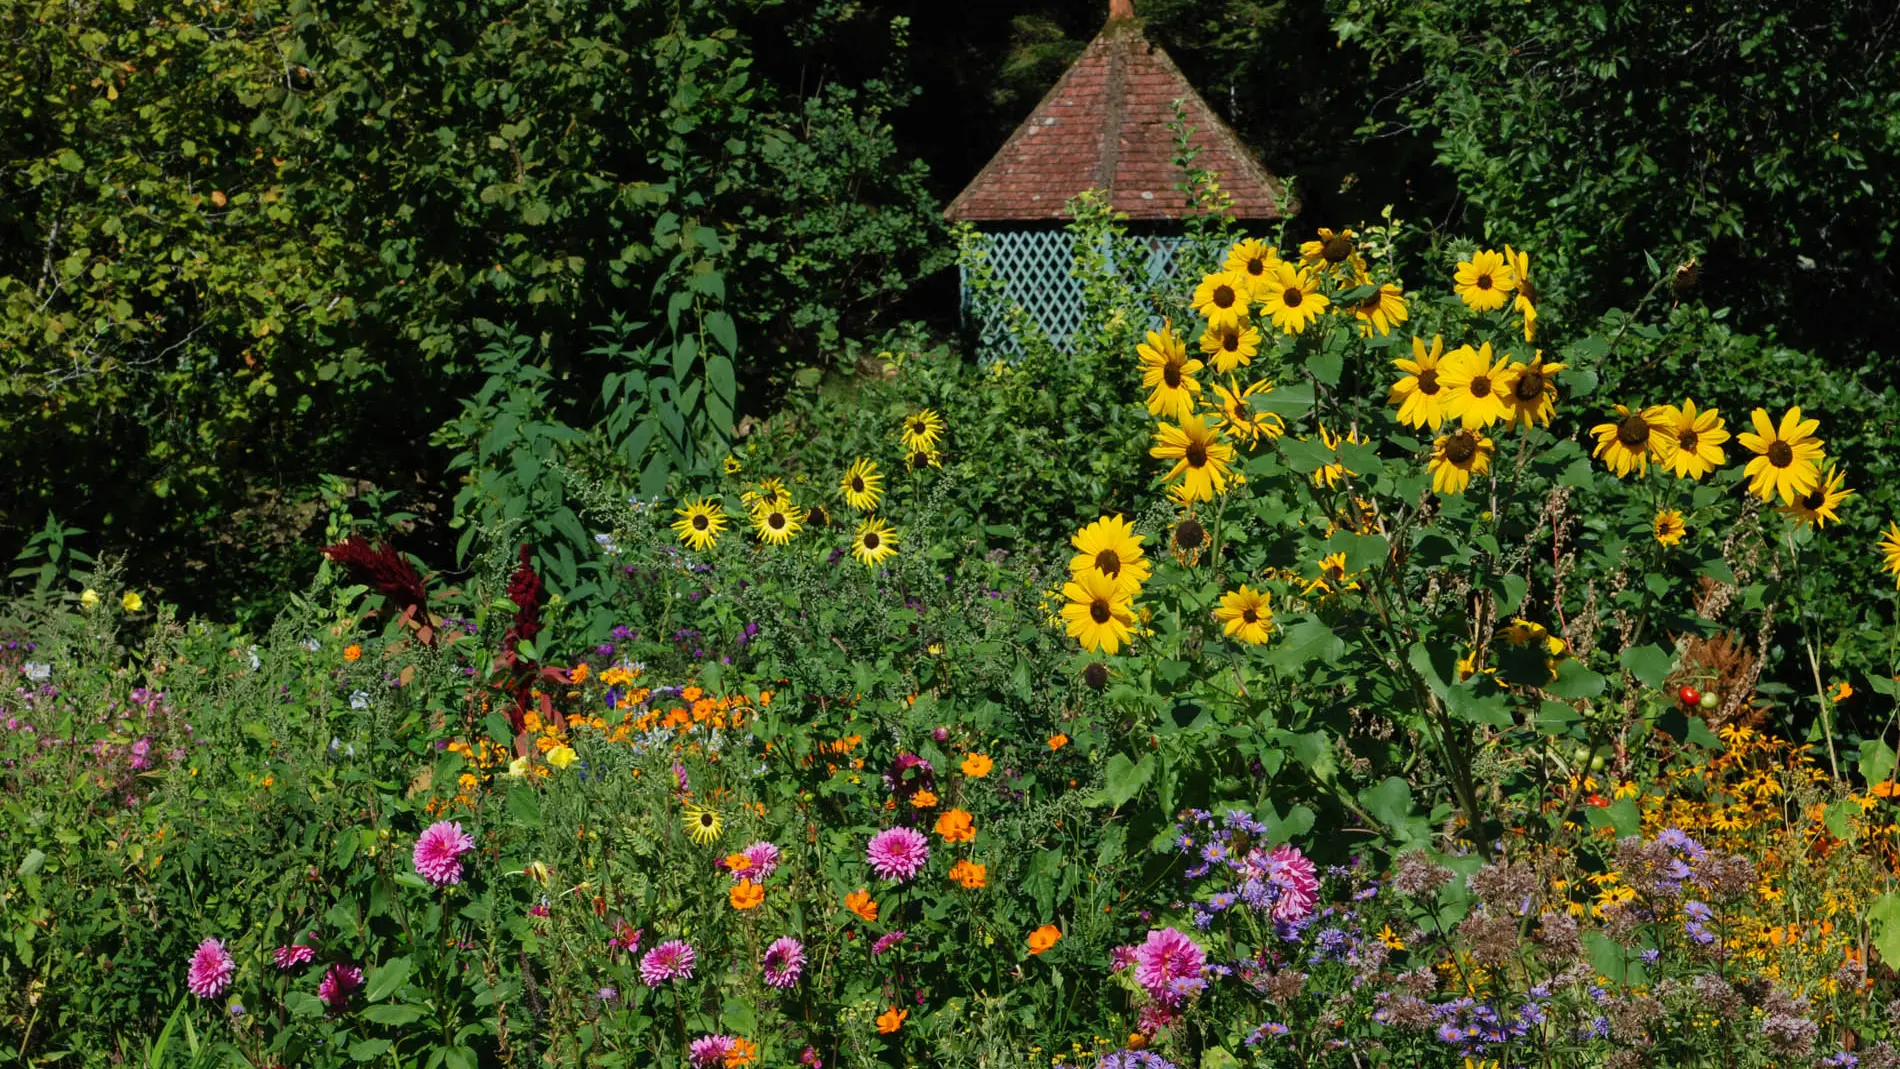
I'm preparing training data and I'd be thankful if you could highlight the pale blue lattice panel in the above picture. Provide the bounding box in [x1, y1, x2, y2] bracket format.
[962, 229, 1193, 356]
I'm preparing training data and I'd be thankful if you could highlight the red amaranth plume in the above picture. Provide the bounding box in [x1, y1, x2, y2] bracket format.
[503, 545, 543, 656]
[321, 536, 432, 628]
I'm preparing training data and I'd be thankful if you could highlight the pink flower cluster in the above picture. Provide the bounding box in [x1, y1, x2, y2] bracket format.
[318, 963, 363, 1009]
[641, 939, 696, 986]
[726, 840, 781, 881]
[186, 938, 235, 999]
[413, 820, 476, 887]
[1118, 928, 1206, 1008]
[274, 943, 316, 970]
[761, 936, 804, 989]
[1254, 844, 1318, 922]
[688, 1034, 736, 1067]
[866, 826, 929, 882]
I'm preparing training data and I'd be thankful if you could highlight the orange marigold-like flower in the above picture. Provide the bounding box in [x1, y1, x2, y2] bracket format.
[1048, 734, 1069, 751]
[569, 663, 590, 683]
[724, 1038, 757, 1067]
[729, 880, 764, 910]
[909, 789, 939, 809]
[961, 753, 993, 777]
[1027, 924, 1062, 955]
[876, 1006, 907, 1034]
[682, 685, 704, 703]
[935, 809, 976, 843]
[343, 644, 363, 662]
[845, 889, 879, 922]
[949, 859, 988, 888]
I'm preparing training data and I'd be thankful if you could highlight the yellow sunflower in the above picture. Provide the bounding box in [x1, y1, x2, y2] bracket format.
[1059, 568, 1136, 655]
[1499, 352, 1566, 430]
[1429, 428, 1495, 495]
[1351, 283, 1409, 337]
[1303, 552, 1362, 597]
[1150, 415, 1236, 503]
[1212, 586, 1274, 645]
[1198, 321, 1261, 375]
[1223, 238, 1282, 296]
[900, 409, 945, 453]
[1311, 424, 1363, 489]
[1211, 377, 1286, 446]
[723, 455, 743, 474]
[751, 500, 803, 545]
[1259, 262, 1329, 335]
[1736, 406, 1825, 505]
[1778, 463, 1852, 527]
[672, 498, 728, 551]
[1299, 227, 1366, 279]
[1655, 399, 1730, 480]
[1453, 249, 1517, 312]
[1069, 515, 1151, 595]
[1879, 523, 1900, 587]
[1389, 335, 1450, 431]
[684, 802, 724, 845]
[1589, 404, 1678, 478]
[1137, 325, 1203, 422]
[1654, 509, 1687, 547]
[905, 448, 942, 471]
[1190, 270, 1252, 332]
[1438, 342, 1512, 430]
[741, 476, 793, 512]
[839, 457, 885, 512]
[1506, 245, 1538, 341]
[851, 517, 899, 567]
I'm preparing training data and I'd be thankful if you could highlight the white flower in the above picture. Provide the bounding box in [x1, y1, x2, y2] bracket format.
[349, 690, 370, 710]
[247, 645, 262, 670]
[302, 638, 322, 652]
[21, 662, 50, 682]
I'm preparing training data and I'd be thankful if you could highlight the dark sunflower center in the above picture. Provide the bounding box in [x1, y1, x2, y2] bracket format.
[910, 453, 929, 470]
[1677, 429, 1699, 452]
[1241, 608, 1259, 624]
[1517, 278, 1538, 303]
[768, 512, 786, 530]
[1476, 273, 1494, 290]
[1185, 442, 1208, 468]
[1767, 441, 1794, 467]
[1417, 368, 1440, 394]
[852, 476, 865, 492]
[1616, 415, 1650, 448]
[1801, 488, 1826, 510]
[1213, 285, 1236, 308]
[1322, 235, 1353, 263]
[1444, 431, 1479, 464]
[1512, 372, 1544, 401]
[699, 814, 714, 827]
[1163, 364, 1183, 388]
[1222, 332, 1240, 352]
[1468, 374, 1493, 399]
[1089, 599, 1111, 624]
[693, 515, 709, 530]
[1095, 549, 1122, 576]
[862, 532, 880, 550]
[1282, 287, 1304, 308]
[1245, 257, 1267, 277]
[1175, 518, 1205, 550]
[1232, 401, 1253, 421]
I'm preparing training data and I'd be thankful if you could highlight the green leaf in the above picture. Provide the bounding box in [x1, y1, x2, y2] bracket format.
[285, 991, 325, 1017]
[361, 1004, 426, 1026]
[364, 956, 411, 1003]
[1258, 382, 1314, 420]
[1262, 803, 1314, 844]
[1101, 753, 1154, 808]
[17, 849, 44, 877]
[1618, 644, 1673, 690]
[1277, 437, 1336, 475]
[722, 997, 758, 1035]
[1325, 531, 1389, 574]
[1360, 777, 1428, 845]
[1825, 800, 1856, 842]
[1265, 618, 1344, 669]
[507, 787, 543, 829]
[1586, 798, 1640, 838]
[1862, 739, 1898, 786]
[1870, 893, 1900, 970]
[704, 311, 739, 358]
[350, 1039, 393, 1062]
[1545, 660, 1606, 699]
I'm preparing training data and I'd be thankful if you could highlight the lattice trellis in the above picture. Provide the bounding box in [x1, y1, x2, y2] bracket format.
[961, 229, 1193, 356]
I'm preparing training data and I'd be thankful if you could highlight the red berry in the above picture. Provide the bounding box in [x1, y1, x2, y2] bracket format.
[1677, 685, 1702, 707]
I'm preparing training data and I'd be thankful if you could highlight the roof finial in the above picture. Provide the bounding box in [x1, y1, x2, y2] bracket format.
[1108, 0, 1135, 21]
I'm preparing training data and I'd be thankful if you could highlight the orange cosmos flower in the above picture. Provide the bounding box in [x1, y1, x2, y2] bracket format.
[876, 1006, 907, 1034]
[845, 889, 879, 922]
[1048, 734, 1069, 751]
[729, 880, 764, 910]
[909, 789, 939, 809]
[343, 644, 362, 662]
[1028, 924, 1062, 955]
[961, 753, 993, 777]
[949, 859, 988, 888]
[723, 1038, 757, 1067]
[935, 808, 976, 843]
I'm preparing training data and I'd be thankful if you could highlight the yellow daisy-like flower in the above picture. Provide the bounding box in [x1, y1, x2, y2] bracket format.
[1778, 463, 1852, 527]
[1310, 424, 1363, 489]
[1299, 227, 1365, 279]
[1260, 262, 1329, 334]
[1438, 342, 1512, 430]
[1736, 406, 1825, 505]
[1654, 509, 1687, 547]
[1190, 271, 1252, 332]
[1589, 404, 1678, 478]
[1150, 415, 1236, 503]
[1505, 245, 1538, 340]
[1655, 399, 1730, 480]
[850, 517, 898, 567]
[1059, 568, 1136, 655]
[1499, 352, 1566, 430]
[1351, 283, 1409, 337]
[1212, 586, 1274, 645]
[1879, 523, 1900, 587]
[122, 591, 144, 613]
[900, 409, 945, 454]
[740, 477, 792, 512]
[905, 449, 943, 472]
[1303, 552, 1363, 598]
[684, 802, 724, 845]
[751, 501, 803, 546]
[1210, 377, 1286, 446]
[1198, 321, 1261, 375]
[1069, 515, 1151, 596]
[1453, 249, 1517, 312]
[1223, 238, 1281, 296]
[839, 458, 884, 512]
[723, 455, 743, 474]
[1389, 335, 1449, 431]
[1429, 428, 1495, 495]
[672, 498, 729, 551]
[1137, 325, 1203, 422]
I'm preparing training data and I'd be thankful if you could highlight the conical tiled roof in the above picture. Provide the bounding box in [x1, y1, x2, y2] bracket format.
[944, 12, 1289, 224]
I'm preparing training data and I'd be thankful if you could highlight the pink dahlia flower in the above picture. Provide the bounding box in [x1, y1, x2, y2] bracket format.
[761, 936, 805, 989]
[1261, 844, 1319, 922]
[413, 820, 476, 887]
[317, 963, 364, 1009]
[871, 930, 907, 956]
[866, 826, 929, 882]
[186, 938, 235, 999]
[688, 1035, 735, 1067]
[737, 840, 781, 881]
[1131, 928, 1206, 1006]
[640, 939, 696, 986]
[273, 943, 316, 970]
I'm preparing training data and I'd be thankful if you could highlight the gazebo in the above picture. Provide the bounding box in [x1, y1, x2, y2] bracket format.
[944, 0, 1290, 350]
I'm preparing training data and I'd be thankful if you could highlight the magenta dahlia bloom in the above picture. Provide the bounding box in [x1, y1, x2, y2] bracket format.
[871, 930, 907, 956]
[688, 1035, 735, 1067]
[273, 944, 316, 971]
[640, 939, 696, 986]
[412, 820, 476, 887]
[761, 936, 805, 989]
[1131, 928, 1205, 1006]
[866, 826, 930, 882]
[1260, 844, 1319, 922]
[186, 938, 235, 999]
[317, 963, 364, 1009]
[736, 840, 781, 881]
